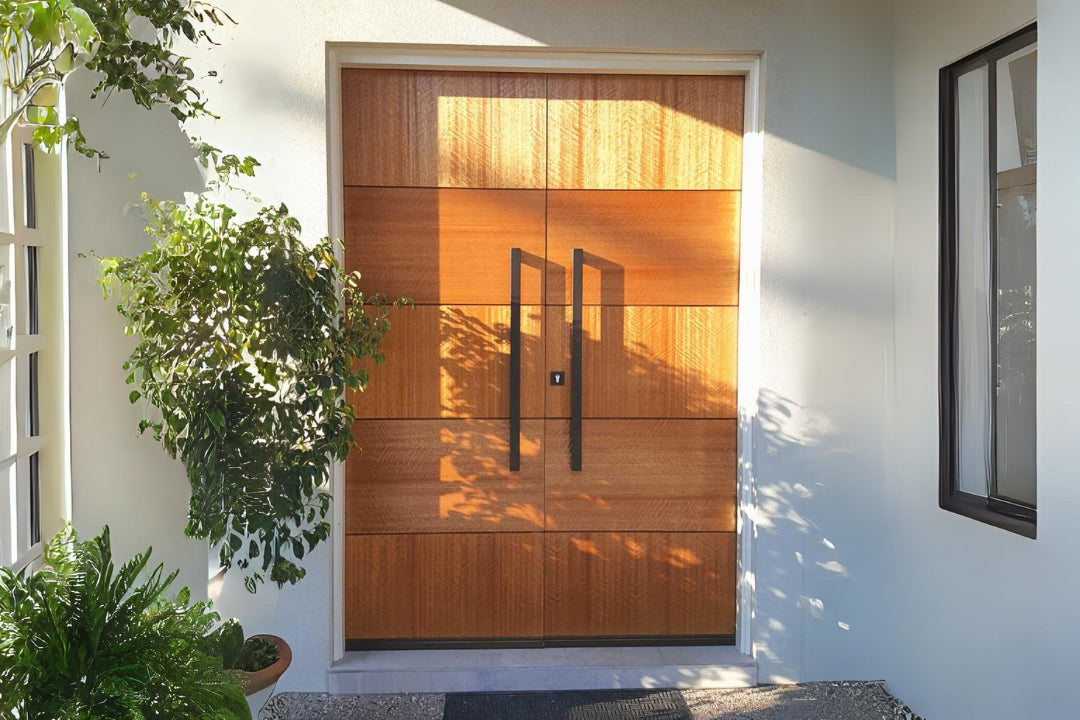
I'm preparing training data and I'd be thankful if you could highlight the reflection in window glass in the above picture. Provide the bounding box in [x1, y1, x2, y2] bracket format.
[996, 47, 1037, 173]
[994, 46, 1036, 507]
[956, 65, 991, 497]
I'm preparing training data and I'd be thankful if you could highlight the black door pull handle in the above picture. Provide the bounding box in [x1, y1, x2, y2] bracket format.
[509, 247, 521, 472]
[571, 249, 583, 471]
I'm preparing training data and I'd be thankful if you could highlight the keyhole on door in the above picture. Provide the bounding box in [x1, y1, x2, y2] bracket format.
[551, 371, 566, 386]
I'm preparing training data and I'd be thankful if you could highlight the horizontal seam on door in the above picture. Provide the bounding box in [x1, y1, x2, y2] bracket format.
[343, 184, 744, 192]
[343, 184, 547, 191]
[358, 304, 742, 308]
[350, 416, 739, 421]
[343, 530, 738, 536]
[536, 303, 742, 308]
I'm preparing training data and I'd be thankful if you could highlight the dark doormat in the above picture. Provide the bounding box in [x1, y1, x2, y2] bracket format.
[443, 690, 693, 720]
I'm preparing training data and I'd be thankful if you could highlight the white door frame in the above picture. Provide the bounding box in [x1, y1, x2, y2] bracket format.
[324, 43, 764, 662]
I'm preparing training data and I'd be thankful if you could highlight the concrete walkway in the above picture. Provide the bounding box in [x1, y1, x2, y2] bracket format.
[259, 681, 926, 719]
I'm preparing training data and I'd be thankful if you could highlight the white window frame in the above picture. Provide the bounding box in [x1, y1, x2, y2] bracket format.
[1, 124, 48, 572]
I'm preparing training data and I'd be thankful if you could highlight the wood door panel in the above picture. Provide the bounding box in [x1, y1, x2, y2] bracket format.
[350, 305, 544, 419]
[341, 71, 743, 646]
[546, 306, 737, 419]
[545, 532, 735, 637]
[348, 420, 545, 533]
[344, 187, 546, 305]
[544, 419, 736, 532]
[546, 191, 741, 306]
[547, 74, 744, 190]
[346, 533, 543, 640]
[342, 69, 547, 188]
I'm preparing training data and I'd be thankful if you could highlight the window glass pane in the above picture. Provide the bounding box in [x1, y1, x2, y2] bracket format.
[25, 245, 37, 335]
[994, 45, 1037, 507]
[956, 64, 992, 497]
[996, 46, 1037, 173]
[29, 452, 39, 546]
[0, 139, 10, 235]
[22, 143, 35, 230]
[0, 244, 11, 350]
[26, 351, 38, 438]
[0, 360, 11, 459]
[0, 464, 10, 565]
[13, 454, 29, 559]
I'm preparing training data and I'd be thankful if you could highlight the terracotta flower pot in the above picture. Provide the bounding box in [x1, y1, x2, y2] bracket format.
[241, 634, 292, 696]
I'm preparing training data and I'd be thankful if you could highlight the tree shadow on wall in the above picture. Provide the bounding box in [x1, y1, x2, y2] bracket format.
[751, 388, 856, 680]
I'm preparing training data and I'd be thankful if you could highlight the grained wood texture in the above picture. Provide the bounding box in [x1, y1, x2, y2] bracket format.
[546, 306, 737, 418]
[344, 187, 546, 305]
[348, 420, 545, 533]
[345, 533, 543, 640]
[545, 532, 736, 637]
[342, 70, 744, 643]
[342, 69, 547, 188]
[547, 74, 744, 190]
[544, 420, 736, 532]
[349, 305, 544, 419]
[546, 191, 741, 306]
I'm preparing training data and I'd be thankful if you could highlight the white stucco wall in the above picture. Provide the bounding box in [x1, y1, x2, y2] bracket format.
[882, 1, 1080, 718]
[66, 71, 209, 598]
[68, 2, 1080, 717]
[66, 0, 900, 695]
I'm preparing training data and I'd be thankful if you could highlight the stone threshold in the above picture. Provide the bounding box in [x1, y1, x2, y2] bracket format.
[327, 645, 756, 694]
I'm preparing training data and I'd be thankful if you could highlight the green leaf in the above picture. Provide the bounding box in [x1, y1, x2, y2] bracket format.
[216, 619, 245, 669]
[23, 106, 59, 126]
[65, 6, 100, 52]
[208, 408, 225, 432]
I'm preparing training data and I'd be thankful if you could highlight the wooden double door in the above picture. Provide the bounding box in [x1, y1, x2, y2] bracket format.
[341, 68, 743, 647]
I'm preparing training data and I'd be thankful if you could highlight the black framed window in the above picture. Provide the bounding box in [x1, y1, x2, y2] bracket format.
[940, 23, 1037, 538]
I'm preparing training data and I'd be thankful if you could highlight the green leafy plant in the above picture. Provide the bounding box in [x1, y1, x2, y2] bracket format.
[0, 525, 251, 720]
[98, 151, 403, 590]
[0, 0, 100, 151]
[208, 619, 280, 673]
[73, 0, 232, 122]
[234, 637, 279, 673]
[1, 0, 229, 157]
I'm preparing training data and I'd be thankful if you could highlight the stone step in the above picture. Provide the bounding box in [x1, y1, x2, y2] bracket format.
[328, 646, 756, 694]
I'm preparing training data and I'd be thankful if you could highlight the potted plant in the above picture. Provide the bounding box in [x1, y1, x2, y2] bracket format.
[207, 619, 293, 696]
[0, 526, 251, 719]
[97, 146, 404, 591]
